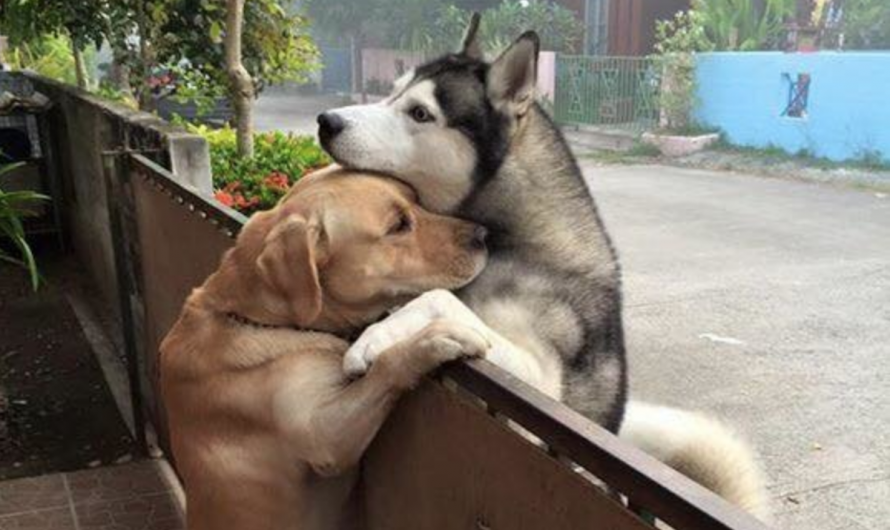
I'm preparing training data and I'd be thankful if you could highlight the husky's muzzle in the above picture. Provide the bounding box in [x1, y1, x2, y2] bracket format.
[317, 112, 346, 150]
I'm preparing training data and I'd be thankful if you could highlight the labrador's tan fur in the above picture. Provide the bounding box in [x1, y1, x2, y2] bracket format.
[160, 166, 490, 530]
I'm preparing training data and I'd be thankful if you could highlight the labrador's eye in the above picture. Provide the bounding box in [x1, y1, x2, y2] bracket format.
[409, 105, 434, 123]
[388, 213, 413, 235]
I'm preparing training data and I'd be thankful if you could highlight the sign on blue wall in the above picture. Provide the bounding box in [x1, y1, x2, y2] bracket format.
[695, 52, 890, 164]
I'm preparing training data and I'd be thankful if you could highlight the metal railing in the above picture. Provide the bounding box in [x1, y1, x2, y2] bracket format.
[554, 55, 660, 132]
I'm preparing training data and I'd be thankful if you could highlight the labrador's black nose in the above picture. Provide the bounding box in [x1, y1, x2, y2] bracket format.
[317, 112, 345, 145]
[470, 226, 488, 251]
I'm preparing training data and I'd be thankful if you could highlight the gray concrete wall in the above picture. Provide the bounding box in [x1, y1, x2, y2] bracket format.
[22, 73, 213, 321]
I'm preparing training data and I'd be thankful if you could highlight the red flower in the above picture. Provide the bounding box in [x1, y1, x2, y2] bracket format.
[215, 190, 234, 207]
[263, 172, 290, 192]
[231, 193, 261, 210]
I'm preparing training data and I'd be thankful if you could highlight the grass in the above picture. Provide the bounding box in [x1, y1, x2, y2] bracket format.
[582, 140, 662, 164]
[712, 140, 890, 172]
[649, 123, 720, 137]
[581, 134, 890, 188]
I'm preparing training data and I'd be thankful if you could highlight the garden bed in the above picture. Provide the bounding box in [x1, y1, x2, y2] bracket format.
[183, 123, 330, 215]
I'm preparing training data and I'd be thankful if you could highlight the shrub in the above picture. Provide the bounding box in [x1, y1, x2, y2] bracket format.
[5, 35, 96, 86]
[653, 11, 713, 133]
[186, 124, 330, 215]
[842, 0, 890, 50]
[691, 0, 794, 51]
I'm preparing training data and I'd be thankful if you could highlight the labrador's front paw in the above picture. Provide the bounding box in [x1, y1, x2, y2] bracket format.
[418, 319, 491, 366]
[343, 322, 397, 376]
[342, 289, 484, 377]
[374, 319, 491, 388]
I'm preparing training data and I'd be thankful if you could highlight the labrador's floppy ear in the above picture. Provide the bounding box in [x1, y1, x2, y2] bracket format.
[460, 12, 483, 59]
[256, 214, 322, 326]
[487, 31, 540, 117]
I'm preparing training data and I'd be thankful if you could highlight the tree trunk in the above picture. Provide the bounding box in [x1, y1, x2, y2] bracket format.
[109, 46, 132, 94]
[135, 0, 156, 111]
[226, 0, 255, 158]
[72, 43, 88, 90]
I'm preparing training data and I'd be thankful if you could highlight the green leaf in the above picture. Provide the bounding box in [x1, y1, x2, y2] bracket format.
[209, 21, 223, 44]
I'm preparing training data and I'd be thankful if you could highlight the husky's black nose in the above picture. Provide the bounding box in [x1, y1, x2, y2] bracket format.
[317, 112, 345, 144]
[469, 226, 488, 251]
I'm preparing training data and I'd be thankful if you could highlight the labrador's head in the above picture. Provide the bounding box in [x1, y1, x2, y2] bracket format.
[241, 165, 487, 332]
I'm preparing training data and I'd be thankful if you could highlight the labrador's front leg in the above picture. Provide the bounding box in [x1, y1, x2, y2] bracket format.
[299, 320, 489, 477]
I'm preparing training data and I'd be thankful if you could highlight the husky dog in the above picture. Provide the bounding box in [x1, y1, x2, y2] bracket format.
[319, 16, 627, 431]
[318, 15, 771, 520]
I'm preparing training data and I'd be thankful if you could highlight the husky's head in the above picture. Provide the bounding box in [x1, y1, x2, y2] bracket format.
[317, 14, 540, 212]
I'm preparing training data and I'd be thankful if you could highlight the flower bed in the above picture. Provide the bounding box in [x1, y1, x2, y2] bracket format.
[186, 124, 330, 214]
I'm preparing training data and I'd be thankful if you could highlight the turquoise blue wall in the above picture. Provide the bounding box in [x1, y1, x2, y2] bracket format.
[695, 52, 890, 163]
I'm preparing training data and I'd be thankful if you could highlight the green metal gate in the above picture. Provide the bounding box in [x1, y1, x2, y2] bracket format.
[554, 55, 660, 132]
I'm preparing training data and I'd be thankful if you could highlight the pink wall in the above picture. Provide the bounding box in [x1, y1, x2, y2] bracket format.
[362, 49, 428, 91]
[537, 51, 557, 103]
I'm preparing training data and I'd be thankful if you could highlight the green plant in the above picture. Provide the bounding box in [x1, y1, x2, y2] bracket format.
[186, 124, 330, 214]
[841, 0, 890, 49]
[652, 10, 713, 133]
[366, 0, 583, 54]
[94, 82, 139, 108]
[454, 1, 581, 53]
[4, 35, 95, 86]
[853, 149, 890, 171]
[1, 0, 319, 107]
[1, 0, 108, 88]
[692, 0, 794, 51]
[134, 0, 320, 109]
[0, 161, 49, 290]
[713, 141, 890, 172]
[625, 142, 663, 158]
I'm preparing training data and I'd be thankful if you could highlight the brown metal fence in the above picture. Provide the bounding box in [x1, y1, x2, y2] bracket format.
[101, 153, 769, 530]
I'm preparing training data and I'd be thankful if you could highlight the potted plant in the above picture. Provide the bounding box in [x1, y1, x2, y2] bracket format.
[0, 160, 49, 290]
[642, 11, 720, 157]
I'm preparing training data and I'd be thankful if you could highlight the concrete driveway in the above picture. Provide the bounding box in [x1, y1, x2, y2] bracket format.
[585, 164, 890, 530]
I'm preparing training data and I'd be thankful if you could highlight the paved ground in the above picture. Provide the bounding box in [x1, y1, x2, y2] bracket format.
[585, 164, 890, 530]
[254, 92, 348, 136]
[0, 460, 183, 529]
[255, 95, 890, 529]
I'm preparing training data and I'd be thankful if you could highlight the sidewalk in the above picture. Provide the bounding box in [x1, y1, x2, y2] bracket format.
[0, 459, 183, 530]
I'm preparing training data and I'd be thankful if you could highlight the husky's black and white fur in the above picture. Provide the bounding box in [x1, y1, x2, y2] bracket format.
[322, 16, 627, 432]
[318, 15, 770, 520]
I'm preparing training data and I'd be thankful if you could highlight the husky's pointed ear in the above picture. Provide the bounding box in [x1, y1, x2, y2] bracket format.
[487, 31, 540, 117]
[460, 12, 483, 59]
[256, 215, 323, 326]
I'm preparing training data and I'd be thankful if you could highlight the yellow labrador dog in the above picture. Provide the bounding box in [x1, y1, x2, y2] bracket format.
[160, 166, 491, 530]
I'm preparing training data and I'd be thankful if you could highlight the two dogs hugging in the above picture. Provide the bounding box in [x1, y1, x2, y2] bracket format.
[161, 13, 770, 530]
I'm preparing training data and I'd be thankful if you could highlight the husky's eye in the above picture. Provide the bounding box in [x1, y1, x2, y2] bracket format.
[388, 213, 413, 235]
[409, 105, 434, 123]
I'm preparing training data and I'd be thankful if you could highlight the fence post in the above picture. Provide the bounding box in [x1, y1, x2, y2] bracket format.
[101, 149, 149, 456]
